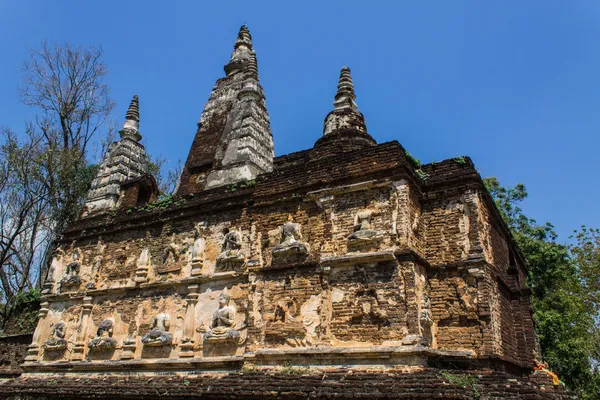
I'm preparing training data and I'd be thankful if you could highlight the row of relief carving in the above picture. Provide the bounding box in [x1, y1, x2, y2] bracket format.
[32, 291, 245, 361]
[44, 209, 384, 294]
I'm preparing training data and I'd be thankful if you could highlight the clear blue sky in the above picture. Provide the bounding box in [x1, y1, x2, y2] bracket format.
[1, 1, 598, 242]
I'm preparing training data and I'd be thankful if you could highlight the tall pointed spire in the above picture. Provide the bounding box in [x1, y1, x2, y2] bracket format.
[177, 26, 274, 195]
[333, 67, 357, 110]
[120, 95, 142, 142]
[312, 67, 375, 159]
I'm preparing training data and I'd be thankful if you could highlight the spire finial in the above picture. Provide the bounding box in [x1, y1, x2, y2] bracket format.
[125, 95, 140, 122]
[225, 26, 256, 76]
[333, 67, 357, 110]
[120, 95, 141, 141]
[234, 25, 253, 51]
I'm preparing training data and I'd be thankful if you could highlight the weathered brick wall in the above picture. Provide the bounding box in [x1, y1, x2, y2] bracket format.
[0, 334, 32, 376]
[27, 142, 538, 380]
[429, 267, 483, 352]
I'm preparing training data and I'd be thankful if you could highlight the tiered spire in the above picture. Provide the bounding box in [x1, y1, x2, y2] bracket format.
[322, 66, 369, 137]
[333, 67, 357, 110]
[312, 66, 375, 159]
[125, 95, 140, 122]
[81, 95, 149, 217]
[119, 95, 142, 142]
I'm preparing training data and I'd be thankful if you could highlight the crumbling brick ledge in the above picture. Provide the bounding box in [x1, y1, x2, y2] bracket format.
[0, 367, 574, 400]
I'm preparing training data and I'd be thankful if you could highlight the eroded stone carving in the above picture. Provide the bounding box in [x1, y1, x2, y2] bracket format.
[141, 313, 173, 347]
[120, 337, 136, 360]
[43, 322, 68, 351]
[42, 249, 63, 294]
[88, 319, 117, 351]
[200, 293, 242, 344]
[348, 209, 383, 242]
[133, 247, 151, 283]
[157, 236, 181, 274]
[216, 230, 245, 272]
[60, 250, 81, 289]
[190, 225, 205, 276]
[272, 220, 309, 261]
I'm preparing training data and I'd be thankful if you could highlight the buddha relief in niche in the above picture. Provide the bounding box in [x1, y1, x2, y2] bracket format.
[198, 292, 244, 344]
[348, 209, 383, 242]
[272, 218, 310, 262]
[43, 321, 68, 351]
[156, 234, 182, 274]
[88, 318, 117, 351]
[216, 228, 245, 273]
[141, 313, 173, 347]
[60, 249, 81, 290]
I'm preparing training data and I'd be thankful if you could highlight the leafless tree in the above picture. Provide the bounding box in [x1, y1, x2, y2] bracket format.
[146, 153, 183, 195]
[20, 42, 115, 154]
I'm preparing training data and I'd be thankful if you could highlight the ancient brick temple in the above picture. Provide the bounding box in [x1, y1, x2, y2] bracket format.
[4, 26, 573, 399]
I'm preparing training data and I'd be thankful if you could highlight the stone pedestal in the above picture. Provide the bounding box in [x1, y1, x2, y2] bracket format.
[120, 340, 137, 360]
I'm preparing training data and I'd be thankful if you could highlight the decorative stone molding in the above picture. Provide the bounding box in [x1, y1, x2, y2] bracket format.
[133, 247, 151, 284]
[71, 296, 93, 361]
[180, 284, 200, 357]
[190, 225, 205, 276]
[25, 301, 50, 361]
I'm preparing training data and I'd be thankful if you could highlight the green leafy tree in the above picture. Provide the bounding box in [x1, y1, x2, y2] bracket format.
[485, 177, 600, 399]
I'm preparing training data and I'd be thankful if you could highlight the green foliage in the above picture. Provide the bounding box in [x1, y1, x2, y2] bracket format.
[415, 169, 428, 181]
[454, 156, 467, 165]
[484, 177, 600, 399]
[227, 179, 257, 193]
[132, 194, 186, 213]
[0, 288, 40, 335]
[404, 150, 421, 168]
[441, 372, 480, 399]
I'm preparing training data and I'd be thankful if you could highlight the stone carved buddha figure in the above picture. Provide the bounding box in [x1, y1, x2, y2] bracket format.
[44, 321, 68, 350]
[348, 209, 383, 242]
[272, 220, 309, 259]
[88, 318, 117, 351]
[61, 250, 81, 287]
[216, 230, 245, 272]
[141, 313, 173, 347]
[201, 293, 240, 342]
